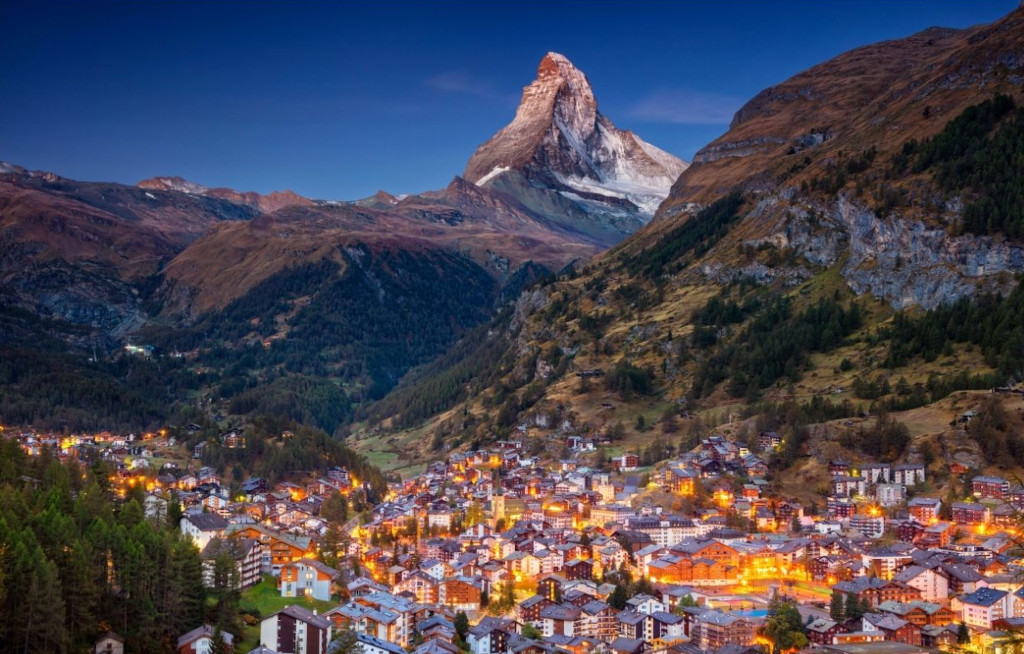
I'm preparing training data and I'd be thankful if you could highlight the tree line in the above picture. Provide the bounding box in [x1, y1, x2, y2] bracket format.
[0, 439, 206, 654]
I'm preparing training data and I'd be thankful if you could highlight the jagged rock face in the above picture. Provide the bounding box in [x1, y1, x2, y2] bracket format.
[650, 5, 1024, 310]
[697, 192, 1024, 310]
[464, 52, 687, 227]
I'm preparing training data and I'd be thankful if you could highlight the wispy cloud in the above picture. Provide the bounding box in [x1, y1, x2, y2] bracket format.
[424, 71, 513, 102]
[628, 88, 744, 125]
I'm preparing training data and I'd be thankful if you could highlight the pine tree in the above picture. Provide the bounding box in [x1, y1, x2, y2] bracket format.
[331, 628, 361, 654]
[957, 622, 971, 645]
[609, 584, 629, 610]
[209, 625, 230, 654]
[829, 592, 844, 621]
[498, 580, 516, 611]
[454, 611, 469, 641]
[843, 593, 865, 620]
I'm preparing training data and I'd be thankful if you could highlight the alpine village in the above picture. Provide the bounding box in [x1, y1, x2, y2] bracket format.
[3, 5, 1024, 654]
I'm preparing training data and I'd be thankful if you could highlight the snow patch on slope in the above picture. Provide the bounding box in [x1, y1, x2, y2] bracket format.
[475, 166, 511, 187]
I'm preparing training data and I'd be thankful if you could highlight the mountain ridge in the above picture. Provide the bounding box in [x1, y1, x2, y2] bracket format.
[138, 175, 313, 214]
[352, 6, 1024, 475]
[464, 52, 688, 235]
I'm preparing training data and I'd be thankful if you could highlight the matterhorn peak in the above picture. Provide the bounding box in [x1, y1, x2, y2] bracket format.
[464, 52, 687, 229]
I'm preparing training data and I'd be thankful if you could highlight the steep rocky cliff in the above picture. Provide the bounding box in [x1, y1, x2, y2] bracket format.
[465, 52, 688, 239]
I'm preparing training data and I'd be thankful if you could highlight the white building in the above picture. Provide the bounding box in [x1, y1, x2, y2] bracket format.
[180, 513, 228, 551]
[875, 483, 906, 507]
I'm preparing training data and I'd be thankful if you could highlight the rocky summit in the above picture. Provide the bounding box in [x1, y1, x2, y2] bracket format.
[464, 52, 688, 238]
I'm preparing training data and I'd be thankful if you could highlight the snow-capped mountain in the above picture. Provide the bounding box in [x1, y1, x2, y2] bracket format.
[464, 52, 688, 234]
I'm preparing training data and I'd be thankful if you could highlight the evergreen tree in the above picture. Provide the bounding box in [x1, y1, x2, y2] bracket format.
[331, 628, 361, 654]
[608, 584, 629, 610]
[844, 593, 865, 620]
[322, 491, 350, 524]
[762, 595, 809, 654]
[957, 622, 971, 645]
[497, 580, 516, 611]
[209, 625, 230, 654]
[829, 592, 844, 621]
[454, 611, 470, 641]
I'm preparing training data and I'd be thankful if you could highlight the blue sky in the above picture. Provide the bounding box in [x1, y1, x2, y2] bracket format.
[0, 0, 1017, 199]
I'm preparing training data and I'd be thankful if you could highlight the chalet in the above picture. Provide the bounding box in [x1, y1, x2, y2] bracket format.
[862, 612, 922, 646]
[200, 537, 262, 590]
[579, 600, 617, 640]
[196, 466, 220, 486]
[876, 484, 906, 507]
[940, 562, 986, 595]
[357, 634, 407, 654]
[907, 498, 941, 525]
[227, 524, 315, 573]
[921, 626, 959, 650]
[776, 501, 804, 526]
[94, 633, 124, 654]
[279, 559, 340, 601]
[832, 476, 868, 497]
[806, 618, 848, 646]
[665, 468, 696, 495]
[518, 594, 556, 623]
[563, 558, 594, 581]
[960, 587, 1010, 630]
[973, 476, 1010, 500]
[829, 460, 852, 476]
[689, 610, 757, 651]
[616, 611, 646, 640]
[440, 576, 482, 612]
[875, 601, 955, 627]
[860, 463, 891, 484]
[613, 454, 639, 472]
[758, 431, 781, 451]
[849, 515, 885, 540]
[891, 464, 925, 487]
[180, 513, 228, 550]
[177, 625, 233, 654]
[605, 639, 648, 654]
[467, 617, 518, 654]
[539, 603, 582, 637]
[742, 456, 769, 479]
[950, 502, 990, 526]
[834, 578, 921, 608]
[418, 615, 456, 642]
[916, 522, 956, 548]
[891, 566, 949, 603]
[648, 611, 684, 643]
[827, 496, 857, 520]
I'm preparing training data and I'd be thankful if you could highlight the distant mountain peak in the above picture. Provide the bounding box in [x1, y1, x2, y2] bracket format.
[137, 176, 310, 214]
[464, 52, 687, 225]
[138, 175, 208, 195]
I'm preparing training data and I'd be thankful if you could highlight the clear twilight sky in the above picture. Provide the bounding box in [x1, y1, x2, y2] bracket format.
[0, 0, 1017, 200]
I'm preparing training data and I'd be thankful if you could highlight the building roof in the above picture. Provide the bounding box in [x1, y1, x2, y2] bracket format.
[961, 587, 1008, 607]
[271, 605, 330, 630]
[200, 537, 258, 560]
[806, 618, 840, 633]
[357, 633, 407, 654]
[609, 637, 645, 654]
[184, 513, 229, 531]
[176, 624, 233, 649]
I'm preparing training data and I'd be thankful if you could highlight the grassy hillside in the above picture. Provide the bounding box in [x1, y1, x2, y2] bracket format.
[356, 95, 1024, 489]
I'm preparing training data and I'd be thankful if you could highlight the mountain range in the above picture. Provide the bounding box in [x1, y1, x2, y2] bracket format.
[354, 5, 1024, 479]
[2, 6, 1024, 485]
[0, 51, 686, 432]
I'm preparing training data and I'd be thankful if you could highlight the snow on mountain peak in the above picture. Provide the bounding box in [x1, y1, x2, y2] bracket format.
[464, 52, 688, 222]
